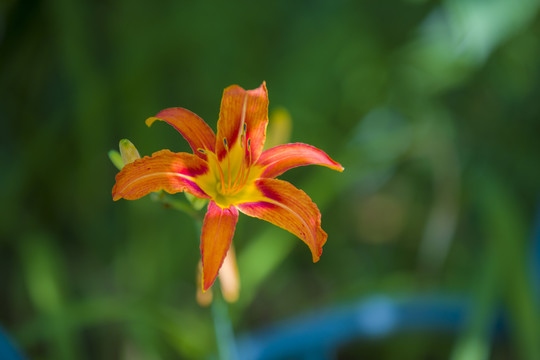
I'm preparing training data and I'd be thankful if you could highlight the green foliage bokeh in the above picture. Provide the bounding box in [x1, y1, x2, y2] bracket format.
[2, 0, 540, 359]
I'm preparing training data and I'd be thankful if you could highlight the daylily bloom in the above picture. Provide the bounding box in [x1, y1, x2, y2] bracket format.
[112, 82, 343, 291]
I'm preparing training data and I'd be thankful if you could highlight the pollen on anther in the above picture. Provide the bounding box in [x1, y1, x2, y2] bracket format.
[197, 148, 206, 154]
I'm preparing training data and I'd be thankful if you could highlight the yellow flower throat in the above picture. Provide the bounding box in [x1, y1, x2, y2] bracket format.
[197, 128, 261, 208]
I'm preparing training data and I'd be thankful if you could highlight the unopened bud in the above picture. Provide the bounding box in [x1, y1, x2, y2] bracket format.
[108, 150, 124, 170]
[218, 245, 240, 303]
[119, 139, 140, 165]
[185, 192, 208, 211]
[264, 107, 292, 149]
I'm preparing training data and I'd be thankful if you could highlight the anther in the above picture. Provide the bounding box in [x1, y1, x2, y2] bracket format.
[223, 138, 228, 148]
[197, 148, 206, 154]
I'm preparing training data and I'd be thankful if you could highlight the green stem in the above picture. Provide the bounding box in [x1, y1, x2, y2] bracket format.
[150, 192, 203, 222]
[450, 240, 499, 360]
[186, 207, 236, 359]
[211, 288, 238, 360]
[452, 172, 540, 360]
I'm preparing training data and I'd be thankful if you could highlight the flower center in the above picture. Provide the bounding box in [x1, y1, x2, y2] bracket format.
[199, 139, 252, 197]
[195, 94, 264, 208]
[197, 123, 258, 208]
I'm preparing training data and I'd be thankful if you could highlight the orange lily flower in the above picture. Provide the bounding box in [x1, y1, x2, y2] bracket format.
[112, 82, 344, 291]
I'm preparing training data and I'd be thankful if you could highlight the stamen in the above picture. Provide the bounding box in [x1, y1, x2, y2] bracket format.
[242, 140, 253, 183]
[240, 95, 248, 130]
[230, 137, 251, 193]
[235, 94, 249, 142]
[231, 162, 252, 195]
[230, 138, 252, 195]
[231, 154, 245, 190]
[205, 150, 226, 193]
[223, 138, 232, 190]
[247, 140, 252, 167]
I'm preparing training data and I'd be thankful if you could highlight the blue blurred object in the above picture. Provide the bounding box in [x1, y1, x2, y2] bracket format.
[0, 326, 25, 360]
[236, 295, 468, 360]
[235, 200, 540, 360]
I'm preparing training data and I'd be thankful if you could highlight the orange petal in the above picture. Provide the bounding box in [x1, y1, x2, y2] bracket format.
[236, 178, 327, 262]
[201, 201, 239, 291]
[146, 107, 216, 159]
[215, 82, 268, 162]
[112, 149, 210, 201]
[257, 143, 344, 178]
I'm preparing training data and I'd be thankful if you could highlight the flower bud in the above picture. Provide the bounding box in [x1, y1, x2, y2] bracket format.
[185, 192, 209, 211]
[218, 245, 240, 303]
[108, 150, 124, 170]
[119, 139, 140, 165]
[264, 107, 292, 149]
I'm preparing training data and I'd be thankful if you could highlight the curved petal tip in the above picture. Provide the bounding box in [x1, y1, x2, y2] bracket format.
[145, 117, 159, 127]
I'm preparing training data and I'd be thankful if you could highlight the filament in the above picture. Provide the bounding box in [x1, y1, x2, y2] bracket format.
[223, 138, 232, 190]
[201, 148, 226, 193]
[237, 95, 248, 141]
[229, 138, 252, 195]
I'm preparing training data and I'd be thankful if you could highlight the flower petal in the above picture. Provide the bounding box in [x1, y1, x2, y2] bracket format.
[112, 149, 210, 201]
[146, 107, 216, 158]
[236, 178, 327, 262]
[215, 82, 268, 162]
[201, 202, 239, 291]
[257, 143, 344, 178]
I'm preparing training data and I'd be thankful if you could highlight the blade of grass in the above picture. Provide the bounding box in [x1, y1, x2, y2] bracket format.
[452, 172, 540, 360]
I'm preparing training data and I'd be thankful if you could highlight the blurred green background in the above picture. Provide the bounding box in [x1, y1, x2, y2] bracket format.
[2, 0, 540, 359]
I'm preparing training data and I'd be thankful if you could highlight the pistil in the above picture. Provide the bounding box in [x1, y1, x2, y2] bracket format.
[223, 138, 232, 190]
